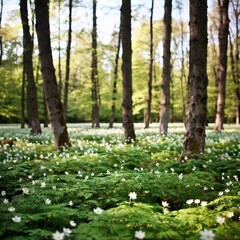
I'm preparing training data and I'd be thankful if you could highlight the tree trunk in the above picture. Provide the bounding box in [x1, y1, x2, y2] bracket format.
[144, 0, 154, 129]
[20, 0, 42, 135]
[230, 0, 240, 126]
[109, 27, 121, 129]
[159, 0, 172, 134]
[43, 92, 49, 128]
[58, 0, 62, 99]
[35, 0, 71, 149]
[229, 35, 240, 126]
[121, 0, 136, 143]
[35, 60, 48, 128]
[181, 0, 208, 159]
[0, 0, 3, 67]
[91, 0, 100, 128]
[21, 64, 25, 128]
[63, 0, 72, 121]
[214, 0, 230, 132]
[209, 17, 219, 123]
[176, 1, 187, 124]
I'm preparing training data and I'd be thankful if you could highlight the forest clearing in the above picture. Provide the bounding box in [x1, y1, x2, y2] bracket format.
[0, 123, 240, 239]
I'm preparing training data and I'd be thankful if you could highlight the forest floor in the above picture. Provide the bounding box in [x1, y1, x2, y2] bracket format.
[0, 123, 239, 240]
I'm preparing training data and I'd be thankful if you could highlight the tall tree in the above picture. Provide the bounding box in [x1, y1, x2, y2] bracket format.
[58, 0, 63, 99]
[35, 0, 71, 149]
[159, 0, 172, 134]
[144, 0, 154, 129]
[176, 0, 187, 124]
[63, 0, 72, 120]
[229, 35, 240, 125]
[214, 0, 230, 131]
[109, 27, 121, 129]
[21, 64, 26, 128]
[121, 0, 136, 143]
[0, 0, 3, 67]
[181, 0, 208, 159]
[20, 0, 42, 135]
[36, 60, 49, 128]
[91, 0, 100, 128]
[229, 0, 239, 125]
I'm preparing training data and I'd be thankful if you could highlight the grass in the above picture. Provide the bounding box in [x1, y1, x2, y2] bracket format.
[0, 123, 239, 240]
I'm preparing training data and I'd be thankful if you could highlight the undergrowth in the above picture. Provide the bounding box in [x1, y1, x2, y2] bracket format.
[0, 123, 239, 239]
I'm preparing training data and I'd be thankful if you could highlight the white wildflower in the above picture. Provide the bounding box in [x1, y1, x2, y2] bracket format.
[12, 216, 21, 223]
[69, 220, 76, 227]
[216, 216, 225, 225]
[22, 188, 29, 194]
[201, 201, 208, 207]
[63, 227, 72, 236]
[40, 181, 46, 188]
[199, 229, 215, 240]
[8, 207, 16, 212]
[178, 173, 183, 180]
[162, 201, 169, 208]
[52, 231, 64, 240]
[129, 192, 137, 200]
[93, 207, 104, 215]
[186, 199, 193, 205]
[194, 199, 200, 204]
[135, 230, 145, 239]
[45, 199, 51, 205]
[233, 175, 238, 181]
[1, 190, 6, 196]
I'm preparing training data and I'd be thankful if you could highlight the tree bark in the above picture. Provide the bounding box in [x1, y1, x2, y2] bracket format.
[144, 0, 154, 129]
[43, 93, 49, 128]
[35, 0, 71, 149]
[121, 0, 136, 143]
[181, 0, 208, 159]
[159, 0, 172, 134]
[109, 27, 121, 129]
[91, 0, 100, 128]
[63, 0, 72, 121]
[214, 0, 230, 132]
[20, 0, 42, 135]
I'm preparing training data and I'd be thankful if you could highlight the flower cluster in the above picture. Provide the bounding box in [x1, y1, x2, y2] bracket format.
[186, 199, 207, 207]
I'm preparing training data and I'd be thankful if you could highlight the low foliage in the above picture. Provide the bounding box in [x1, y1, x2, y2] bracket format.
[0, 123, 239, 239]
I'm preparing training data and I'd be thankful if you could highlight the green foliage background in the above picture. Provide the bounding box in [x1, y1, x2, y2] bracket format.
[0, 2, 238, 124]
